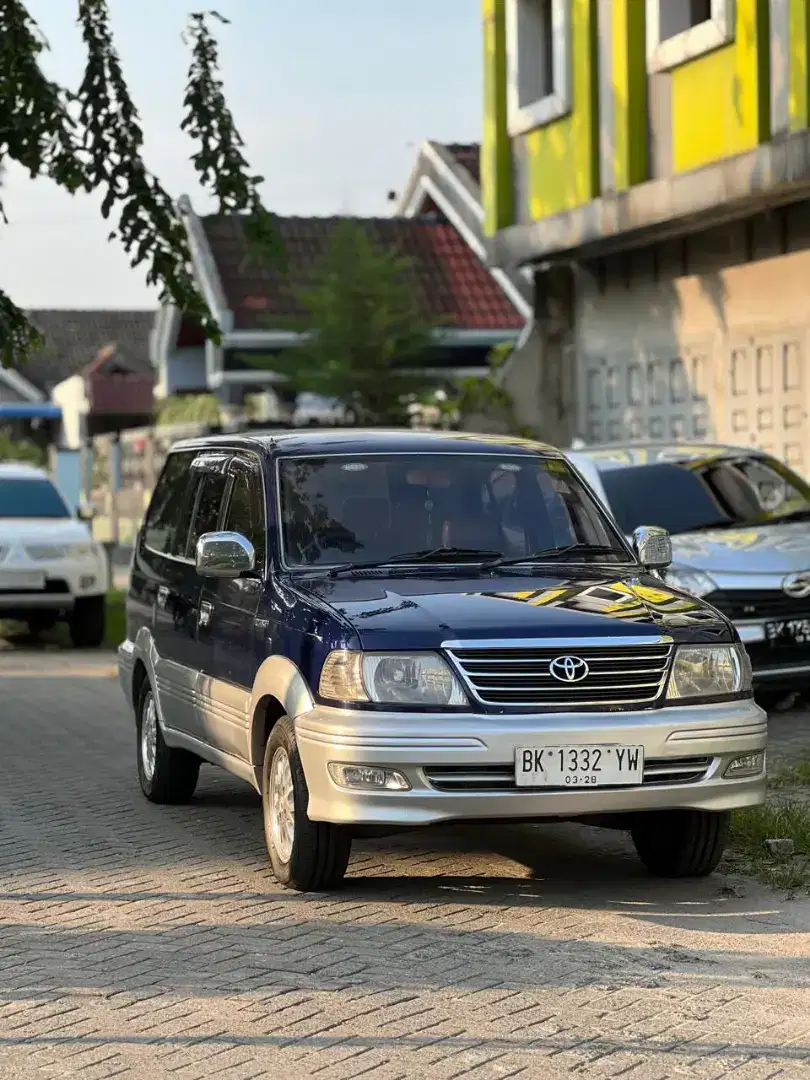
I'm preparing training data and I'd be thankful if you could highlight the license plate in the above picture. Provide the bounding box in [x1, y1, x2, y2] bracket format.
[766, 618, 810, 646]
[515, 745, 645, 788]
[0, 571, 45, 590]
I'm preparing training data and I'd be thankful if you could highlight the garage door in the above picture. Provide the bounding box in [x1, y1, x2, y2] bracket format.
[725, 333, 809, 473]
[580, 343, 715, 445]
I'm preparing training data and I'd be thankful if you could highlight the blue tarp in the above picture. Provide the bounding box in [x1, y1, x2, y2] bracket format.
[0, 402, 61, 419]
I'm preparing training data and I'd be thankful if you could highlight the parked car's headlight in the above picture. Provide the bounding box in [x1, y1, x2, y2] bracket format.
[666, 645, 752, 701]
[319, 650, 468, 707]
[69, 542, 99, 559]
[665, 565, 717, 598]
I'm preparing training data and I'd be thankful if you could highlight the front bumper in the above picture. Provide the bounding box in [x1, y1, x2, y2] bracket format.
[0, 556, 108, 614]
[295, 699, 767, 826]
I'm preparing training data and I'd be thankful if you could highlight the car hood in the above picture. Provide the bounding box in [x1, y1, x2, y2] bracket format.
[298, 569, 730, 651]
[670, 518, 810, 574]
[0, 517, 91, 546]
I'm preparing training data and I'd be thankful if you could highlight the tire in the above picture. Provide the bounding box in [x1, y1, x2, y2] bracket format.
[262, 715, 351, 891]
[69, 595, 106, 649]
[26, 613, 57, 636]
[136, 682, 200, 804]
[631, 809, 731, 878]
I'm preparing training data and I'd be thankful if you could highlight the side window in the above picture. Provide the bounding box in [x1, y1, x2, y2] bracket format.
[186, 471, 229, 557]
[142, 452, 195, 556]
[224, 465, 267, 570]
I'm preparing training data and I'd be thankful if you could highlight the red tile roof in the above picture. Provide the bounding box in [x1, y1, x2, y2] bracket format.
[444, 143, 481, 185]
[201, 214, 523, 333]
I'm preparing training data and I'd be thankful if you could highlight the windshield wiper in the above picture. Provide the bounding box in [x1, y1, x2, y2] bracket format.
[769, 508, 810, 524]
[326, 547, 503, 578]
[489, 543, 629, 568]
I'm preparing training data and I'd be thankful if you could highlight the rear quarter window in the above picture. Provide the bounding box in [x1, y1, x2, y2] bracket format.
[142, 452, 196, 556]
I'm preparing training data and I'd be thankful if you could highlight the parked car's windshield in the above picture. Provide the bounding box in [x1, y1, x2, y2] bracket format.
[599, 453, 810, 535]
[278, 453, 630, 568]
[0, 477, 71, 519]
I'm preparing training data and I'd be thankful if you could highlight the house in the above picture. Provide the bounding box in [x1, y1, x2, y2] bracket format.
[152, 197, 526, 409]
[482, 0, 810, 472]
[3, 310, 155, 449]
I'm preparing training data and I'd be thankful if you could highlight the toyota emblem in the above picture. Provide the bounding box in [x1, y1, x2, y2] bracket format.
[549, 655, 590, 683]
[783, 573, 810, 599]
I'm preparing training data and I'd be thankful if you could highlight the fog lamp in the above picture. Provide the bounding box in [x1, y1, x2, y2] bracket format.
[327, 763, 411, 791]
[723, 752, 765, 779]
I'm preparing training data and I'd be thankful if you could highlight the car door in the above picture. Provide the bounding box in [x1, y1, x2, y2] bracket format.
[136, 449, 200, 736]
[174, 452, 232, 744]
[197, 454, 267, 761]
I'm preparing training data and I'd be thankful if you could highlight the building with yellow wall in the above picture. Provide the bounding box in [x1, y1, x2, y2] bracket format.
[483, 0, 810, 473]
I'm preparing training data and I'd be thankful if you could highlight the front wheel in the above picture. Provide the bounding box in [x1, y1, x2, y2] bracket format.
[262, 716, 351, 891]
[631, 809, 731, 878]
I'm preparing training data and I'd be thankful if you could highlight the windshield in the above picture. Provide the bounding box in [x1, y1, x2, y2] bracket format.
[278, 453, 630, 568]
[599, 454, 810, 535]
[0, 477, 70, 519]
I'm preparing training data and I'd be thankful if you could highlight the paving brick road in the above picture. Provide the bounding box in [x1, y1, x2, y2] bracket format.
[2, 653, 810, 1079]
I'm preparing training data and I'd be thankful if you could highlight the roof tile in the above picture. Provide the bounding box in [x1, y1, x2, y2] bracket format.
[21, 310, 154, 392]
[202, 215, 522, 333]
[444, 143, 481, 185]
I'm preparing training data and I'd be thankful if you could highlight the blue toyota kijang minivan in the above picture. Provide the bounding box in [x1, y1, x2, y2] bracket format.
[118, 430, 766, 892]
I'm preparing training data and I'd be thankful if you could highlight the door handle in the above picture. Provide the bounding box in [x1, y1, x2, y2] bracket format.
[157, 585, 169, 609]
[199, 600, 213, 628]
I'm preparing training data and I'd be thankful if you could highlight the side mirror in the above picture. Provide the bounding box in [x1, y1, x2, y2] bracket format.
[633, 525, 672, 570]
[196, 531, 256, 579]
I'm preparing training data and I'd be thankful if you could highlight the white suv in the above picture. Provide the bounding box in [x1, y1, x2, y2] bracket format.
[0, 462, 109, 647]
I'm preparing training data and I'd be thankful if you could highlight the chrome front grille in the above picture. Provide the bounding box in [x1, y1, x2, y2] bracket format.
[25, 545, 67, 561]
[446, 641, 674, 708]
[424, 756, 711, 793]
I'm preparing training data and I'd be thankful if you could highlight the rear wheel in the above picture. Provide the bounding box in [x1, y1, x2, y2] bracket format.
[262, 715, 351, 891]
[69, 595, 106, 648]
[136, 683, 200, 804]
[631, 809, 731, 878]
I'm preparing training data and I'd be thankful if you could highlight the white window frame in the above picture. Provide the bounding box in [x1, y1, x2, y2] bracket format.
[506, 0, 571, 137]
[646, 0, 735, 74]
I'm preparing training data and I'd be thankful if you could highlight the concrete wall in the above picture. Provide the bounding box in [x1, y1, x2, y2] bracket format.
[575, 202, 810, 473]
[156, 347, 206, 398]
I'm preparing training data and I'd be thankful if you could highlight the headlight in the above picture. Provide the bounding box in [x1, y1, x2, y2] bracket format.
[665, 565, 717, 598]
[319, 650, 468, 707]
[68, 542, 98, 559]
[666, 645, 752, 701]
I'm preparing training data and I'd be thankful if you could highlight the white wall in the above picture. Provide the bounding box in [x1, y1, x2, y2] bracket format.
[51, 374, 87, 450]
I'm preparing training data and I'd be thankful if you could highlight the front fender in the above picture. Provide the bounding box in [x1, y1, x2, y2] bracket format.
[248, 655, 316, 782]
[250, 654, 315, 721]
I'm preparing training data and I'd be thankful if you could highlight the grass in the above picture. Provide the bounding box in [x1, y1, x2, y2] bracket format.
[0, 588, 126, 652]
[725, 759, 810, 895]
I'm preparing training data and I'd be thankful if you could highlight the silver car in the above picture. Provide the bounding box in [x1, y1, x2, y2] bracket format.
[569, 442, 810, 706]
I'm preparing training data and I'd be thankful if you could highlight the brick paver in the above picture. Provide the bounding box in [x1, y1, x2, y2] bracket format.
[1, 654, 810, 1079]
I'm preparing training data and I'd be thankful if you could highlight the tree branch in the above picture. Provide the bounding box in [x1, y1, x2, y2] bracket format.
[182, 10, 285, 269]
[75, 0, 215, 334]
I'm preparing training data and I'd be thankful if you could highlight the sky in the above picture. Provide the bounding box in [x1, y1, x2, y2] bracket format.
[0, 0, 482, 310]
